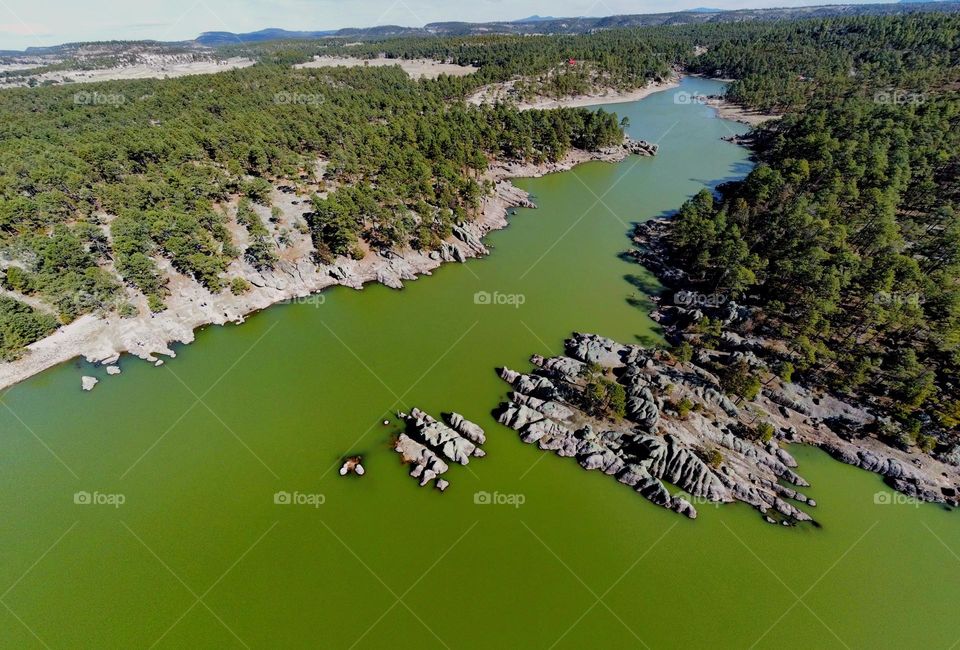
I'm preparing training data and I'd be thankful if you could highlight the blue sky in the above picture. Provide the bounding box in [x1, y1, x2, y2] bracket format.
[1, 0, 891, 50]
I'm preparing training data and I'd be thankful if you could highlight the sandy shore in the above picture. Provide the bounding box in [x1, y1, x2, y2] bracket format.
[0, 147, 632, 392]
[468, 76, 680, 111]
[710, 99, 780, 126]
[681, 73, 780, 126]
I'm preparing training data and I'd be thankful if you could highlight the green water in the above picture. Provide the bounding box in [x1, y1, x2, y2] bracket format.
[1, 78, 957, 649]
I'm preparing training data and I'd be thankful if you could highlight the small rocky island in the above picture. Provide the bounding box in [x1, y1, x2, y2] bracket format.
[495, 333, 819, 523]
[394, 409, 487, 491]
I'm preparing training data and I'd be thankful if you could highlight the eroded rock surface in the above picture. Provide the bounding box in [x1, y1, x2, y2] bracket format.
[395, 408, 487, 489]
[495, 333, 820, 523]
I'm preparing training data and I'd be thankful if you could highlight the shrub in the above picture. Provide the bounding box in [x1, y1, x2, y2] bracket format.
[230, 277, 252, 295]
[676, 397, 694, 419]
[706, 448, 724, 469]
[755, 421, 776, 444]
[673, 341, 693, 365]
[147, 294, 166, 313]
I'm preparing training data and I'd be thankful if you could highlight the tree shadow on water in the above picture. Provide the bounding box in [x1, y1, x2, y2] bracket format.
[623, 272, 667, 348]
[624, 272, 662, 296]
[633, 330, 664, 348]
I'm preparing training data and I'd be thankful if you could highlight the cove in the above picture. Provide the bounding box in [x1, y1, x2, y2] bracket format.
[0, 77, 957, 649]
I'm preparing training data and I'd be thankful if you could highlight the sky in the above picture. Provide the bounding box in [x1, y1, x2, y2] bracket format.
[0, 0, 894, 51]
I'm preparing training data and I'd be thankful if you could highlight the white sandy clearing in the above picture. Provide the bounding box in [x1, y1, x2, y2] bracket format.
[467, 77, 680, 111]
[296, 56, 478, 80]
[0, 63, 44, 73]
[710, 99, 780, 126]
[0, 56, 255, 89]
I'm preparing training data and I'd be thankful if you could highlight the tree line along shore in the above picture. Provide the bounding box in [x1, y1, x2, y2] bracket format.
[0, 13, 958, 476]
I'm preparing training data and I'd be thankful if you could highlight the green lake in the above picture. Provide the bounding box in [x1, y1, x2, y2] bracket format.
[1, 77, 957, 649]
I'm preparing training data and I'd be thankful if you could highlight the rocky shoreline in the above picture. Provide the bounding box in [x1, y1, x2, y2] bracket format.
[468, 77, 680, 112]
[0, 141, 656, 393]
[628, 218, 960, 508]
[495, 333, 819, 523]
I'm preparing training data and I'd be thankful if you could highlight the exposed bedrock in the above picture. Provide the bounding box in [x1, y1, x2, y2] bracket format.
[394, 408, 488, 489]
[493, 332, 823, 524]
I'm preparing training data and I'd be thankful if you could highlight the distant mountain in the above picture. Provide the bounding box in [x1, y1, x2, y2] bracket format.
[183, 2, 960, 47]
[3, 2, 960, 57]
[513, 15, 564, 22]
[196, 28, 336, 46]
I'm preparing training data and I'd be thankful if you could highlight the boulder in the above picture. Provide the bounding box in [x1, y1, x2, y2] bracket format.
[403, 408, 476, 465]
[495, 402, 544, 431]
[565, 333, 630, 368]
[626, 389, 660, 430]
[394, 434, 449, 487]
[446, 412, 486, 446]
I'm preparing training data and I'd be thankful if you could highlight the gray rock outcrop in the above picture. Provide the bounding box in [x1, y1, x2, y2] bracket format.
[493, 333, 821, 524]
[394, 407, 488, 490]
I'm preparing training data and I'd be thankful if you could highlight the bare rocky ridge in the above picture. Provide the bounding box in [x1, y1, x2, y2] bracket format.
[0, 49, 253, 89]
[394, 408, 487, 490]
[295, 56, 478, 80]
[495, 332, 822, 524]
[629, 218, 960, 507]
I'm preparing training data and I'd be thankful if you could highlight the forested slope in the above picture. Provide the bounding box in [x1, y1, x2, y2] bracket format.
[662, 14, 960, 451]
[0, 62, 626, 358]
[1, 8, 958, 462]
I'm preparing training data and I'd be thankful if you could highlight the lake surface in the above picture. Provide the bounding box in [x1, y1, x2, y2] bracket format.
[1, 77, 957, 649]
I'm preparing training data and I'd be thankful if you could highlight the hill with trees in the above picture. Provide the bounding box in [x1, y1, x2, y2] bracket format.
[653, 13, 960, 456]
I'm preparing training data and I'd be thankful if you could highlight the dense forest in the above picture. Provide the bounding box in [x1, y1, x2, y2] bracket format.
[0, 10, 958, 457]
[664, 14, 960, 451]
[0, 59, 625, 358]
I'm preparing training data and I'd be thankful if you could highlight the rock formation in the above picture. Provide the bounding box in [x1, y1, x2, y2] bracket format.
[494, 333, 820, 523]
[394, 408, 487, 490]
